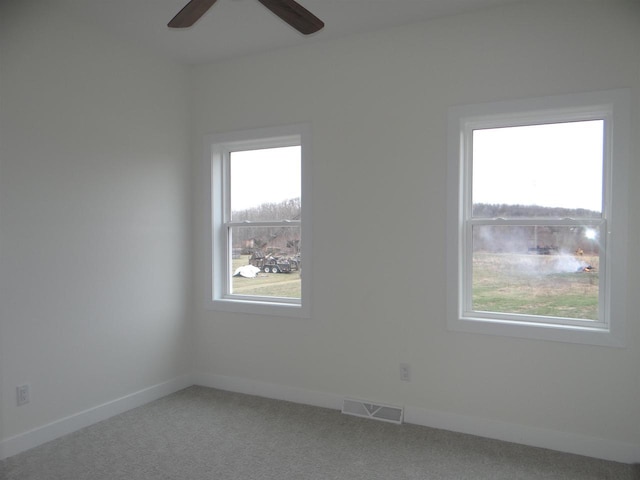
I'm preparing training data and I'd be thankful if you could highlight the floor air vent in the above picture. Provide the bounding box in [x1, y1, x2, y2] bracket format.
[342, 398, 404, 424]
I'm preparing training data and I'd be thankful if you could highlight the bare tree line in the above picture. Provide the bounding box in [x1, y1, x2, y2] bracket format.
[232, 197, 301, 222]
[232, 198, 301, 255]
[472, 203, 600, 219]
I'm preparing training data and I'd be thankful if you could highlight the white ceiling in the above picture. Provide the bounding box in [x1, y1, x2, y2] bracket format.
[57, 0, 526, 65]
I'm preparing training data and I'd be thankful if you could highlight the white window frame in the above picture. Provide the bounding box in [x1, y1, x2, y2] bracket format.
[204, 124, 312, 318]
[446, 90, 630, 347]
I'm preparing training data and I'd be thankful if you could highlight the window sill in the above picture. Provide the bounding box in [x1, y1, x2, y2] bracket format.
[447, 315, 625, 348]
[207, 297, 310, 319]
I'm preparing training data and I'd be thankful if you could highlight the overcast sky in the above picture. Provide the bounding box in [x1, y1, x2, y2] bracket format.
[472, 120, 604, 212]
[230, 146, 301, 211]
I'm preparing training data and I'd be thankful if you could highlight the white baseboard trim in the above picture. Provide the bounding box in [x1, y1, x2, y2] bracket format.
[0, 374, 193, 460]
[193, 372, 343, 411]
[194, 373, 640, 464]
[404, 405, 640, 465]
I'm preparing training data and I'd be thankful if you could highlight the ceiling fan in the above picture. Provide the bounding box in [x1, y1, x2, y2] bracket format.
[168, 0, 324, 35]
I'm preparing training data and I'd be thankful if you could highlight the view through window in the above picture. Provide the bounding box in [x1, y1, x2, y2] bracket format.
[227, 146, 302, 300]
[469, 120, 605, 322]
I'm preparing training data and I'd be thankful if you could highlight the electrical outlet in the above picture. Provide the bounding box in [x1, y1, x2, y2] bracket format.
[399, 363, 411, 382]
[17, 384, 30, 406]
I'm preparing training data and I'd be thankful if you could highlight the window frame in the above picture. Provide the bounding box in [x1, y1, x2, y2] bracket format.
[446, 90, 630, 346]
[204, 124, 312, 318]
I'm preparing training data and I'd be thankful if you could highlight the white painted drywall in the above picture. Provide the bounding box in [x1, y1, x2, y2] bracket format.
[0, 1, 192, 442]
[191, 0, 640, 459]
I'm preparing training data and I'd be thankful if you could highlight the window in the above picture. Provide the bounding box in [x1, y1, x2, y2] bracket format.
[447, 90, 630, 346]
[205, 125, 311, 318]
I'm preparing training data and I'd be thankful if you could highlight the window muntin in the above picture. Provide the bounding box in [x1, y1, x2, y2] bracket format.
[447, 89, 630, 346]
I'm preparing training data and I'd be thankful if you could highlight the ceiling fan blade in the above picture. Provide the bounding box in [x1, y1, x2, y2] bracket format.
[257, 0, 324, 35]
[168, 0, 218, 28]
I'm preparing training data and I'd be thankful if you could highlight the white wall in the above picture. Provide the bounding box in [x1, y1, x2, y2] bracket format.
[192, 0, 640, 462]
[0, 1, 192, 452]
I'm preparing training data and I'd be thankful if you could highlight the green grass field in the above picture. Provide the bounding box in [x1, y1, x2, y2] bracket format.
[231, 255, 301, 299]
[472, 252, 599, 320]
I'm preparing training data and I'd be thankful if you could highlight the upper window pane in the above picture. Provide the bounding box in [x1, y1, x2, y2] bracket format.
[472, 120, 603, 218]
[230, 146, 301, 222]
